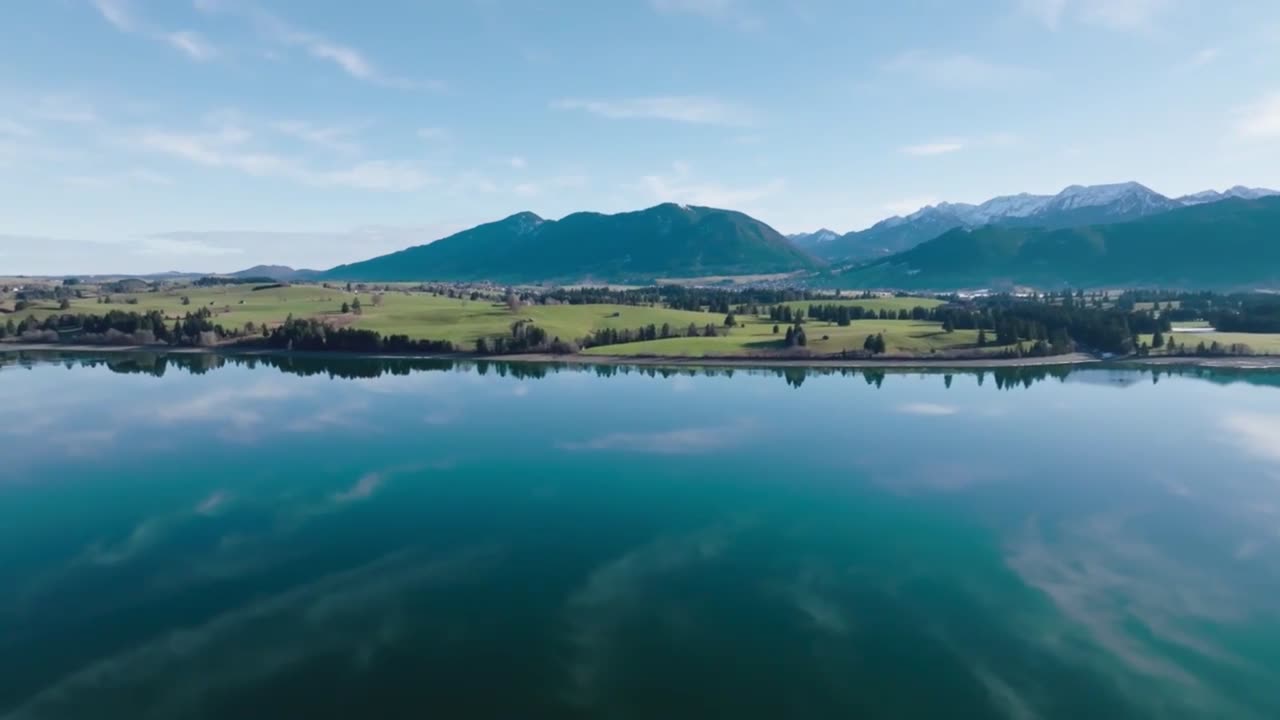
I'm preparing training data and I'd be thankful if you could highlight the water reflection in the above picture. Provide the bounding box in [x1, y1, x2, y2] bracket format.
[4, 352, 1280, 718]
[3, 348, 1275, 391]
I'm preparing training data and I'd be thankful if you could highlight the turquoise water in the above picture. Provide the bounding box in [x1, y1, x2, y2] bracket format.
[2, 352, 1279, 719]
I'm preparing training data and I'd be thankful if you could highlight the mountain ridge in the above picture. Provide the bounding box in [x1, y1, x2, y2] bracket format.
[798, 182, 1277, 262]
[320, 203, 822, 282]
[827, 196, 1280, 290]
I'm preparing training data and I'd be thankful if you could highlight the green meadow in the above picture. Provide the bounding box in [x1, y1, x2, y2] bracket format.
[1, 284, 992, 356]
[1142, 331, 1280, 354]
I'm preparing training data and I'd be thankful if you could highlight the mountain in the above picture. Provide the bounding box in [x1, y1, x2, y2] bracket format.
[1177, 186, 1279, 205]
[229, 265, 318, 282]
[788, 228, 841, 248]
[321, 204, 822, 282]
[829, 197, 1280, 290]
[808, 182, 1188, 262]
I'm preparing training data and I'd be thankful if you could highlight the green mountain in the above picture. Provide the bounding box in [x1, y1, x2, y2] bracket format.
[829, 197, 1280, 290]
[321, 204, 821, 282]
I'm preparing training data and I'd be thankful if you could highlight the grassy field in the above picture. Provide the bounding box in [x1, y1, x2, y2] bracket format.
[350, 294, 719, 346]
[779, 297, 946, 313]
[0, 283, 1055, 357]
[4, 285, 739, 347]
[1142, 331, 1280, 354]
[584, 318, 1001, 357]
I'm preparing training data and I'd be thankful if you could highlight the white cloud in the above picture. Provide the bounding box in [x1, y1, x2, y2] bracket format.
[92, 0, 222, 61]
[509, 155, 528, 169]
[135, 236, 245, 257]
[317, 161, 433, 191]
[90, 0, 136, 31]
[272, 121, 360, 155]
[0, 119, 34, 137]
[1079, 0, 1170, 30]
[165, 31, 218, 61]
[332, 472, 383, 503]
[897, 402, 959, 416]
[1019, 0, 1171, 31]
[33, 95, 98, 124]
[650, 0, 760, 30]
[553, 96, 756, 126]
[61, 168, 173, 188]
[450, 171, 499, 194]
[901, 140, 966, 156]
[1017, 0, 1069, 28]
[417, 126, 450, 141]
[1236, 94, 1280, 140]
[1189, 47, 1220, 67]
[513, 182, 540, 197]
[137, 125, 431, 191]
[886, 51, 1037, 90]
[559, 420, 752, 455]
[637, 162, 783, 209]
[246, 9, 440, 90]
[1222, 412, 1280, 463]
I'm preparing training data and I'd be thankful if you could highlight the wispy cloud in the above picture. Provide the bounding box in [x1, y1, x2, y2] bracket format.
[91, 0, 220, 61]
[32, 95, 98, 124]
[553, 96, 756, 126]
[61, 168, 173, 188]
[90, 0, 136, 31]
[639, 162, 783, 208]
[886, 51, 1038, 90]
[1221, 412, 1280, 463]
[332, 472, 384, 503]
[897, 402, 959, 416]
[901, 133, 1020, 157]
[1018, 0, 1171, 31]
[901, 140, 966, 157]
[243, 8, 441, 90]
[272, 121, 361, 155]
[650, 0, 760, 30]
[1235, 93, 1280, 140]
[0, 119, 34, 137]
[417, 126, 451, 142]
[559, 420, 752, 455]
[164, 31, 218, 61]
[1188, 47, 1220, 67]
[138, 122, 431, 191]
[508, 155, 527, 169]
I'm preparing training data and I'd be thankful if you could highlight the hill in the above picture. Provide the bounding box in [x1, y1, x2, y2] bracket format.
[321, 204, 821, 282]
[829, 197, 1280, 290]
[229, 265, 319, 282]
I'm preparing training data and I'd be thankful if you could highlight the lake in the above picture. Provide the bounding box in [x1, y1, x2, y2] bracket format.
[2, 352, 1279, 719]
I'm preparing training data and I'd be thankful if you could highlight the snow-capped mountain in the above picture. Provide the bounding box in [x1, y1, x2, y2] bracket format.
[1019, 182, 1181, 226]
[787, 228, 841, 247]
[1177, 186, 1279, 206]
[800, 182, 1245, 262]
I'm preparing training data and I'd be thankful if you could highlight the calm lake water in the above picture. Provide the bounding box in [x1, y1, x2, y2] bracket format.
[2, 352, 1279, 719]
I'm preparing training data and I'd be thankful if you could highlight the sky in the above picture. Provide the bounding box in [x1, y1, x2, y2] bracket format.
[1, 0, 1279, 274]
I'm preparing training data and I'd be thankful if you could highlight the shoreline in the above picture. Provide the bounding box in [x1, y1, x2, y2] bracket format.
[2, 342, 1278, 370]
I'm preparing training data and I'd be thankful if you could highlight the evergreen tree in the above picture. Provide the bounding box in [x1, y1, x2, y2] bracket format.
[341, 301, 350, 314]
[1152, 329, 1164, 349]
[977, 328, 987, 346]
[724, 312, 736, 327]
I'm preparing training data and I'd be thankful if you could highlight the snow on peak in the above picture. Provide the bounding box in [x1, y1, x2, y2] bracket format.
[1178, 186, 1279, 206]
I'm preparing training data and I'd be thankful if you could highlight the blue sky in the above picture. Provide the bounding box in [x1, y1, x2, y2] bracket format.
[2, 0, 1279, 274]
